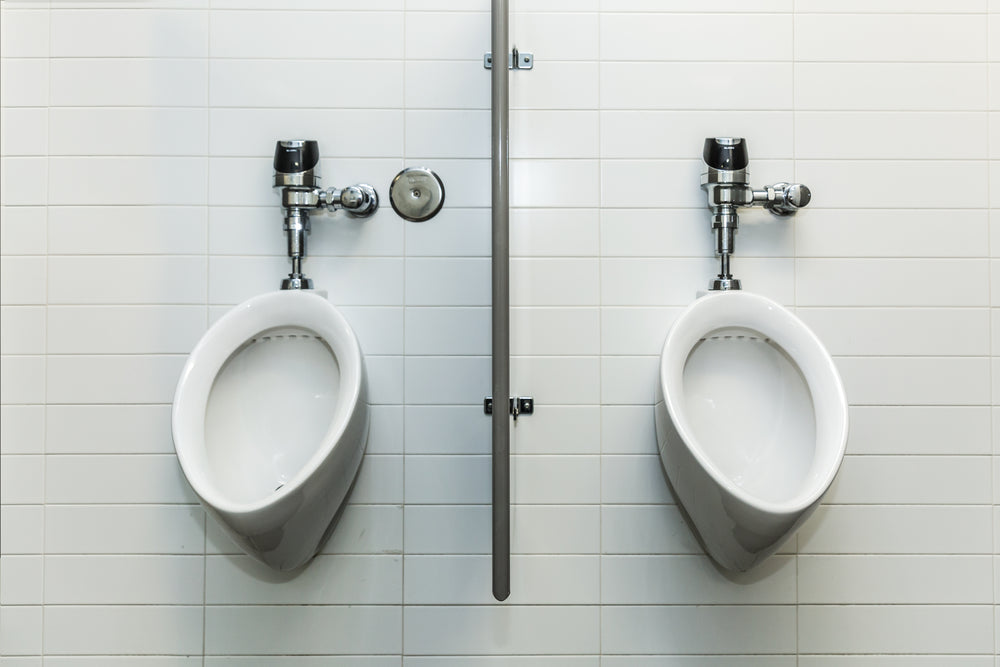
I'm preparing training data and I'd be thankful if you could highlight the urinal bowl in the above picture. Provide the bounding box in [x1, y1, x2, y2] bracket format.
[654, 290, 848, 572]
[172, 290, 369, 571]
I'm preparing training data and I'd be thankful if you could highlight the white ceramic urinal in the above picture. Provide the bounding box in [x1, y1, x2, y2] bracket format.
[654, 290, 848, 571]
[172, 289, 368, 571]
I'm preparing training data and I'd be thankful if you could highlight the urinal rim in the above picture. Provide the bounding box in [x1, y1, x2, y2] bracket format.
[659, 290, 848, 515]
[172, 289, 364, 516]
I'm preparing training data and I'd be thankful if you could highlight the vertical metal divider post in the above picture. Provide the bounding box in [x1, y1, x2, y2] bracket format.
[490, 0, 511, 602]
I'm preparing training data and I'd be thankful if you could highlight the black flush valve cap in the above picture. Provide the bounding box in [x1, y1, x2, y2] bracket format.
[274, 140, 320, 175]
[703, 137, 749, 171]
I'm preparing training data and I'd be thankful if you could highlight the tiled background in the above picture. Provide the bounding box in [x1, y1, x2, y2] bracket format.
[2, 0, 999, 663]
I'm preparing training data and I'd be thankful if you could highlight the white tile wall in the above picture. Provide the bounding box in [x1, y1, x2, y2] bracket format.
[2, 1, 998, 663]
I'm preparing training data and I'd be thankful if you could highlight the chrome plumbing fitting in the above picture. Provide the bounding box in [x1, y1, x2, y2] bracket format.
[701, 137, 811, 291]
[273, 140, 379, 290]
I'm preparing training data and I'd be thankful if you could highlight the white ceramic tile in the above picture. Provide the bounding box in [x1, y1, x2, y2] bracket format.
[0, 555, 42, 605]
[45, 506, 204, 554]
[1, 9, 49, 58]
[602, 506, 702, 554]
[0, 606, 42, 656]
[509, 208, 600, 257]
[1, 157, 47, 206]
[405, 10, 488, 59]
[798, 658, 993, 667]
[47, 355, 186, 404]
[367, 405, 403, 455]
[511, 307, 599, 356]
[44, 555, 204, 604]
[209, 108, 403, 158]
[405, 258, 489, 306]
[797, 112, 988, 160]
[404, 505, 600, 554]
[51, 9, 208, 57]
[601, 308, 677, 356]
[211, 60, 403, 108]
[510, 62, 599, 110]
[405, 208, 490, 257]
[512, 405, 601, 455]
[405, 61, 489, 109]
[602, 13, 790, 61]
[799, 555, 993, 604]
[319, 505, 403, 555]
[46, 454, 195, 504]
[601, 356, 657, 405]
[848, 406, 991, 455]
[48, 206, 207, 255]
[510, 111, 599, 159]
[828, 456, 991, 504]
[46, 405, 173, 454]
[348, 454, 402, 504]
[509, 258, 600, 306]
[0, 256, 45, 305]
[206, 660, 394, 667]
[404, 606, 599, 655]
[406, 110, 489, 158]
[206, 554, 401, 604]
[1, 108, 47, 156]
[0, 405, 45, 454]
[602, 63, 793, 110]
[797, 308, 988, 357]
[601, 209, 709, 258]
[601, 555, 795, 604]
[365, 355, 405, 406]
[0, 454, 44, 504]
[404, 356, 489, 404]
[511, 455, 600, 504]
[404, 554, 599, 605]
[602, 258, 714, 306]
[405, 455, 489, 504]
[405, 307, 489, 355]
[0, 59, 48, 107]
[211, 11, 402, 59]
[797, 0, 983, 10]
[49, 157, 208, 206]
[603, 660, 794, 667]
[405, 405, 489, 454]
[513, 11, 599, 61]
[803, 160, 987, 209]
[796, 210, 987, 258]
[601, 455, 673, 504]
[0, 505, 43, 554]
[49, 659, 201, 667]
[601, 405, 658, 455]
[510, 356, 600, 405]
[49, 108, 208, 157]
[796, 259, 988, 307]
[798, 605, 993, 654]
[602, 605, 795, 655]
[0, 206, 46, 255]
[835, 356, 990, 406]
[47, 306, 206, 354]
[406, 660, 597, 667]
[205, 606, 401, 655]
[798, 506, 993, 554]
[44, 606, 204, 655]
[50, 59, 208, 107]
[795, 14, 986, 62]
[0, 355, 44, 405]
[797, 63, 988, 111]
[1, 306, 45, 355]
[510, 159, 599, 208]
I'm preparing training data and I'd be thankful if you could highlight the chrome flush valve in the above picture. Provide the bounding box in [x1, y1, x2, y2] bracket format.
[273, 140, 379, 290]
[700, 137, 811, 291]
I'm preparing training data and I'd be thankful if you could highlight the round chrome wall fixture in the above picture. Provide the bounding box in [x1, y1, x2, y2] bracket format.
[388, 167, 445, 222]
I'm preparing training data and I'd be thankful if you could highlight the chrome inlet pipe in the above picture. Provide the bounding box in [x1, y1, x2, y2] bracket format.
[490, 0, 511, 603]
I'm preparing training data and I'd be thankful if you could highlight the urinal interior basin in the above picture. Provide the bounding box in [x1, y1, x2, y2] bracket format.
[173, 290, 369, 571]
[205, 327, 342, 505]
[656, 290, 848, 571]
[682, 328, 815, 505]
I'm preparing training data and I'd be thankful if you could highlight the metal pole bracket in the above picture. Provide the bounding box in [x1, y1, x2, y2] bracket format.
[484, 396, 534, 420]
[484, 48, 533, 70]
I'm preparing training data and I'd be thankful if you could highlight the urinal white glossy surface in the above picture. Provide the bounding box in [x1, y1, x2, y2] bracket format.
[173, 290, 369, 571]
[654, 290, 847, 571]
